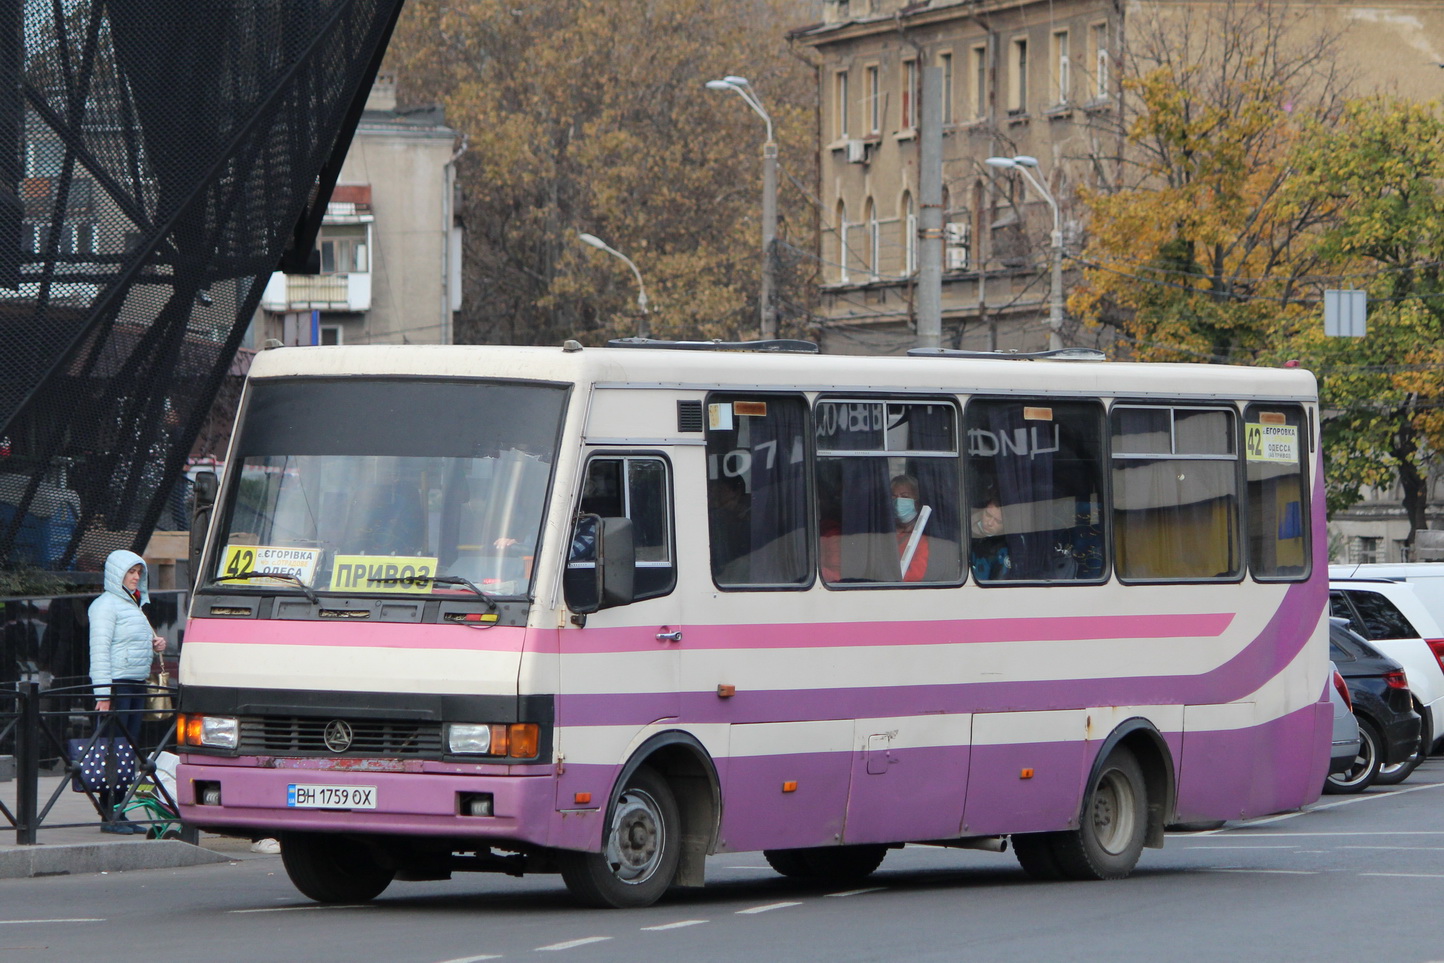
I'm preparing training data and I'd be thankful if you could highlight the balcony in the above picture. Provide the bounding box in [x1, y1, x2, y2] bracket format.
[260, 271, 371, 312]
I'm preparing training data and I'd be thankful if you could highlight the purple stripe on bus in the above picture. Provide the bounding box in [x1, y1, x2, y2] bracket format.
[561, 611, 1236, 654]
[559, 702, 1325, 853]
[556, 577, 1325, 729]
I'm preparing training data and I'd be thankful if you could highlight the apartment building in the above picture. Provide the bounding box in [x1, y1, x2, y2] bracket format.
[792, 0, 1444, 357]
[257, 74, 462, 346]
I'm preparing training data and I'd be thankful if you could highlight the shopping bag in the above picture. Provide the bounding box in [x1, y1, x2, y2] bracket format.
[68, 737, 139, 793]
[144, 667, 173, 721]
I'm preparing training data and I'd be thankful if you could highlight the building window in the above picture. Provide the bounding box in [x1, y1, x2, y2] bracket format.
[836, 200, 850, 284]
[1091, 22, 1109, 100]
[945, 218, 970, 272]
[1007, 37, 1028, 114]
[902, 192, 917, 276]
[319, 324, 343, 346]
[901, 59, 918, 130]
[318, 224, 368, 275]
[970, 44, 987, 120]
[834, 70, 850, 138]
[1051, 29, 1070, 105]
[863, 197, 878, 278]
[866, 65, 881, 134]
[938, 53, 954, 124]
[1352, 536, 1382, 564]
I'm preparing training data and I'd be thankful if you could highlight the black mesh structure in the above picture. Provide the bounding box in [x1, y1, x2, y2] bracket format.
[0, 0, 405, 572]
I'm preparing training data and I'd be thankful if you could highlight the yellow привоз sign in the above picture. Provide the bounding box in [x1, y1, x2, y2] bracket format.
[330, 555, 440, 592]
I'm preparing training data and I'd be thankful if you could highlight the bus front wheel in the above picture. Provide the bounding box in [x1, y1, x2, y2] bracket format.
[560, 767, 681, 908]
[280, 832, 394, 903]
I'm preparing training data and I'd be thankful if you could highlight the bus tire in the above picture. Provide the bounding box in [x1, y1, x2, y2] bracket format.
[560, 767, 680, 908]
[762, 844, 887, 882]
[280, 832, 394, 903]
[1052, 747, 1148, 880]
[1011, 833, 1066, 881]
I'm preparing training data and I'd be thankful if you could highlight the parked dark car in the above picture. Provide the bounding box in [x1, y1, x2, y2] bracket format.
[1326, 619, 1422, 794]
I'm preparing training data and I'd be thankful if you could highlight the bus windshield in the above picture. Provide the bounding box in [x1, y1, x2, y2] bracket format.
[206, 377, 569, 597]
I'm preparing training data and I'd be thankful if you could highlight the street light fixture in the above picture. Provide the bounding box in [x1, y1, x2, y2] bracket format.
[578, 232, 650, 338]
[707, 74, 778, 340]
[985, 154, 1063, 350]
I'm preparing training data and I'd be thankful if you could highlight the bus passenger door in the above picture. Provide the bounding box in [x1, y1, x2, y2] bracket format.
[558, 454, 683, 738]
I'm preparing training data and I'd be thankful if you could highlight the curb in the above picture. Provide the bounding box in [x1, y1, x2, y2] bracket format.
[0, 840, 233, 880]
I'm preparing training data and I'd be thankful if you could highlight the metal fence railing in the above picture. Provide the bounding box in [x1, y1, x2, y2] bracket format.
[0, 680, 193, 845]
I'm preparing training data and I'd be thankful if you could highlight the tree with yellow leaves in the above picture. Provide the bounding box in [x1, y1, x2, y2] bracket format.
[385, 0, 816, 346]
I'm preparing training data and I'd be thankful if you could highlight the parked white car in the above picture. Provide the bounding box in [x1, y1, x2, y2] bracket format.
[1329, 572, 1444, 773]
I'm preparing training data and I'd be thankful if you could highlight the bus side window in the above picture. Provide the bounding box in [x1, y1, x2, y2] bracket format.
[566, 455, 675, 604]
[706, 394, 812, 589]
[965, 399, 1106, 584]
[1244, 403, 1309, 580]
[1111, 405, 1240, 582]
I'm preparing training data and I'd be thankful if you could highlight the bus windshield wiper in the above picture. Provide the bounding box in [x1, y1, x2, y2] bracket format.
[216, 570, 319, 605]
[369, 574, 497, 609]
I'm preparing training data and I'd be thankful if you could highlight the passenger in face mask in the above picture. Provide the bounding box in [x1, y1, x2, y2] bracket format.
[890, 474, 931, 582]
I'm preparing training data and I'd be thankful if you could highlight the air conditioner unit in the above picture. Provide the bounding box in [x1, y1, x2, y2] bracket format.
[946, 247, 970, 271]
[845, 139, 868, 164]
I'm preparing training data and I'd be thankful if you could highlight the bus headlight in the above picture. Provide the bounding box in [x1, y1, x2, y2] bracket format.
[447, 723, 540, 757]
[179, 713, 239, 750]
[447, 723, 496, 754]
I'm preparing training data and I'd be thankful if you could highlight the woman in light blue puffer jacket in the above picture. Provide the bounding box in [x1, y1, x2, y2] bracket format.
[88, 549, 166, 833]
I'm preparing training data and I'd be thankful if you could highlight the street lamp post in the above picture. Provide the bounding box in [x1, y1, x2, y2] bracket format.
[985, 155, 1063, 350]
[707, 75, 777, 340]
[577, 232, 650, 338]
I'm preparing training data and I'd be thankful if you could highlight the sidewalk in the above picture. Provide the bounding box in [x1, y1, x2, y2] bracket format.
[0, 773, 276, 879]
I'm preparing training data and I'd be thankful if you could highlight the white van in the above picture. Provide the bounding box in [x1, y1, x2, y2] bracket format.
[1329, 570, 1444, 756]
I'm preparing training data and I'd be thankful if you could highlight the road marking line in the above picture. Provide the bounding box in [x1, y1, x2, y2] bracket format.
[1359, 872, 1444, 879]
[1203, 831, 1444, 838]
[0, 919, 105, 925]
[827, 887, 886, 898]
[737, 901, 802, 915]
[229, 904, 372, 914]
[435, 956, 503, 962]
[1180, 845, 1297, 849]
[1228, 780, 1444, 827]
[641, 920, 708, 931]
[536, 937, 612, 951]
[1200, 868, 1317, 875]
[1343, 845, 1444, 851]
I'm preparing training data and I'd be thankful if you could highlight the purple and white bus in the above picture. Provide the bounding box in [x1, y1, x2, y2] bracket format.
[176, 341, 1329, 906]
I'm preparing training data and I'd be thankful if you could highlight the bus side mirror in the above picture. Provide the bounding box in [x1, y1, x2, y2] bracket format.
[189, 471, 218, 588]
[564, 514, 636, 614]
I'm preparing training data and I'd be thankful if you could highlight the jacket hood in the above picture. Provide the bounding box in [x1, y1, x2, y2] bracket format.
[103, 549, 149, 606]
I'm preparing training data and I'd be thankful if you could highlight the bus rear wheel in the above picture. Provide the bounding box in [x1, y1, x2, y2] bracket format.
[280, 832, 394, 903]
[559, 767, 680, 908]
[1013, 747, 1148, 881]
[763, 844, 887, 882]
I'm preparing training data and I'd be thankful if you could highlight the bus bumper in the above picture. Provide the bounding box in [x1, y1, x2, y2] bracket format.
[175, 760, 598, 850]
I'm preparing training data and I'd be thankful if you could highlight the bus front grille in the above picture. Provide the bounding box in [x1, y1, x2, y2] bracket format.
[238, 717, 445, 757]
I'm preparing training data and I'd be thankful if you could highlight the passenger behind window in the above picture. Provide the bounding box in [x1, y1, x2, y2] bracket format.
[969, 483, 1011, 580]
[891, 474, 959, 582]
[709, 474, 752, 581]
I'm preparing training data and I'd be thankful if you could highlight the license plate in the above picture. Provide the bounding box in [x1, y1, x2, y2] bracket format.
[286, 784, 377, 809]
